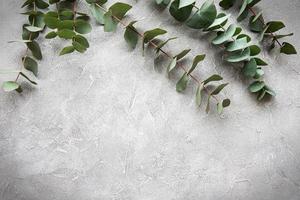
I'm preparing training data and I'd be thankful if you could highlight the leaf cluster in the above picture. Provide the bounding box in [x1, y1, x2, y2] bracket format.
[87, 1, 231, 113]
[219, 0, 297, 54]
[44, 0, 92, 55]
[155, 0, 275, 101]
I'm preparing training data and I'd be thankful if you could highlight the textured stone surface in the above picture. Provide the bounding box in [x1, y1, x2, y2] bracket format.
[0, 0, 300, 199]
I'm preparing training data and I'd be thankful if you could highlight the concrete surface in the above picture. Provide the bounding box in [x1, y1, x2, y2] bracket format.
[0, 0, 300, 199]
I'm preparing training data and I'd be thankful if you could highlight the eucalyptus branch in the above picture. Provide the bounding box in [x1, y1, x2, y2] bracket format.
[87, 1, 230, 114]
[155, 0, 276, 101]
[219, 0, 297, 54]
[44, 0, 92, 55]
[2, 0, 48, 92]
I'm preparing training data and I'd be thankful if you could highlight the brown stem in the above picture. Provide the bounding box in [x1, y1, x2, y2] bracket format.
[248, 6, 282, 47]
[96, 4, 222, 103]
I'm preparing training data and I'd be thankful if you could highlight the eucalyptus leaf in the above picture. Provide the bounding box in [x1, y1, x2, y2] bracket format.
[124, 21, 138, 49]
[23, 56, 38, 76]
[2, 81, 20, 92]
[280, 42, 297, 55]
[186, 0, 217, 29]
[174, 49, 191, 60]
[169, 0, 194, 22]
[59, 46, 75, 56]
[27, 41, 42, 60]
[249, 81, 265, 93]
[176, 72, 189, 92]
[187, 54, 205, 75]
[203, 74, 223, 85]
[212, 24, 236, 45]
[195, 83, 204, 106]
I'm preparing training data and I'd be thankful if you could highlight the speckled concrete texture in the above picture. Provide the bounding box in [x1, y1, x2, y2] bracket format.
[0, 0, 300, 199]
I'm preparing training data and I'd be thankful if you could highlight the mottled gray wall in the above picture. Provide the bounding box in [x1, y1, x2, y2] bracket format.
[0, 0, 300, 200]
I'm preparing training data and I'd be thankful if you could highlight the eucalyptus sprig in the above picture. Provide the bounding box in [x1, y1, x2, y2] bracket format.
[87, 0, 231, 113]
[219, 0, 297, 55]
[155, 0, 275, 101]
[44, 0, 92, 55]
[2, 0, 49, 92]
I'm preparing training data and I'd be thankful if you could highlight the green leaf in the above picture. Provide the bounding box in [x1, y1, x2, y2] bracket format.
[179, 0, 196, 8]
[72, 41, 87, 53]
[187, 54, 205, 75]
[45, 31, 57, 39]
[108, 2, 132, 20]
[29, 12, 45, 28]
[211, 83, 228, 95]
[174, 49, 191, 60]
[59, 46, 75, 55]
[206, 13, 229, 30]
[22, 0, 34, 8]
[124, 21, 138, 49]
[226, 37, 250, 52]
[203, 74, 223, 85]
[249, 45, 261, 56]
[74, 35, 89, 48]
[226, 47, 250, 63]
[253, 68, 264, 79]
[237, 0, 249, 22]
[254, 57, 268, 66]
[196, 83, 204, 106]
[60, 10, 74, 20]
[212, 24, 236, 45]
[265, 21, 285, 33]
[242, 58, 257, 77]
[27, 41, 42, 60]
[103, 11, 118, 32]
[167, 57, 177, 73]
[249, 15, 264, 32]
[44, 14, 60, 29]
[20, 72, 37, 85]
[280, 42, 297, 55]
[236, 34, 251, 42]
[222, 98, 231, 107]
[176, 72, 189, 92]
[25, 25, 43, 32]
[57, 29, 76, 39]
[186, 0, 217, 29]
[58, 20, 74, 30]
[86, 0, 107, 4]
[169, 0, 194, 22]
[90, 3, 105, 24]
[36, 0, 49, 8]
[74, 20, 92, 34]
[249, 81, 265, 93]
[2, 81, 20, 92]
[23, 56, 38, 76]
[143, 28, 167, 43]
[219, 0, 236, 9]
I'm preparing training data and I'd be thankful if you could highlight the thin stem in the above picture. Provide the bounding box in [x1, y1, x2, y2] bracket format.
[96, 4, 221, 103]
[248, 6, 282, 47]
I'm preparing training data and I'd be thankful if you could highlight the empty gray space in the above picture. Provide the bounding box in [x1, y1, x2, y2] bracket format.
[0, 0, 299, 199]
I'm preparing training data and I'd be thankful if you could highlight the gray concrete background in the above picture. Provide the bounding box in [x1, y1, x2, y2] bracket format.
[0, 0, 300, 199]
